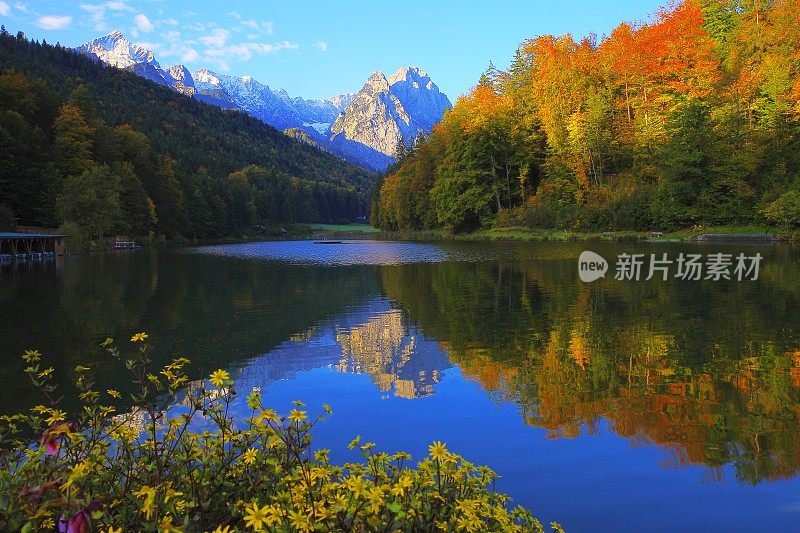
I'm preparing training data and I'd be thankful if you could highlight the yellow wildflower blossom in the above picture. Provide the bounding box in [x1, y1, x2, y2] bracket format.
[22, 349, 42, 363]
[45, 409, 66, 425]
[60, 460, 91, 490]
[254, 409, 278, 425]
[130, 332, 148, 343]
[288, 509, 312, 532]
[288, 409, 307, 424]
[429, 441, 448, 461]
[133, 485, 157, 520]
[344, 475, 366, 498]
[243, 502, 270, 531]
[164, 483, 183, 503]
[242, 447, 258, 465]
[391, 474, 413, 497]
[367, 486, 385, 513]
[209, 369, 230, 388]
[158, 515, 182, 533]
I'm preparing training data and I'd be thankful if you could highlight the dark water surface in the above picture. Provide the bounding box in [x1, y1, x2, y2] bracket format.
[3, 240, 800, 531]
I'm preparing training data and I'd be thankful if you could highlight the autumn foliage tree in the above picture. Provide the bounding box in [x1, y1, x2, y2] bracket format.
[374, 0, 800, 232]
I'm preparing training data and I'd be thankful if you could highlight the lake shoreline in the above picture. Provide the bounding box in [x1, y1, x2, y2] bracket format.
[89, 224, 790, 250]
[311, 224, 792, 244]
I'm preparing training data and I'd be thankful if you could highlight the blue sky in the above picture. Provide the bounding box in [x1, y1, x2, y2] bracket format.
[1, 0, 667, 101]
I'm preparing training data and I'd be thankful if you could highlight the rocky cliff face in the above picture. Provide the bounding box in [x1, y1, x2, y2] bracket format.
[75, 32, 451, 172]
[329, 67, 452, 168]
[164, 65, 196, 96]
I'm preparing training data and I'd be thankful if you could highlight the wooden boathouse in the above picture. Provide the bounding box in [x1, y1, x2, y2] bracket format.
[0, 231, 66, 262]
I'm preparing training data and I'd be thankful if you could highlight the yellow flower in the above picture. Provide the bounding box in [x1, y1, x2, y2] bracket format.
[164, 483, 183, 504]
[288, 509, 312, 532]
[343, 475, 366, 498]
[209, 369, 230, 388]
[313, 502, 333, 521]
[367, 486, 385, 513]
[37, 367, 54, 378]
[104, 528, 122, 533]
[133, 485, 157, 520]
[254, 409, 278, 425]
[107, 389, 121, 399]
[60, 460, 91, 490]
[45, 409, 66, 425]
[288, 409, 307, 424]
[158, 515, 182, 533]
[211, 527, 233, 533]
[130, 332, 149, 343]
[243, 502, 275, 531]
[391, 474, 413, 497]
[241, 447, 258, 465]
[429, 441, 448, 461]
[22, 349, 42, 363]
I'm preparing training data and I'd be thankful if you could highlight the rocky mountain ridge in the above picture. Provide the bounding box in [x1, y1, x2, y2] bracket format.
[75, 31, 452, 171]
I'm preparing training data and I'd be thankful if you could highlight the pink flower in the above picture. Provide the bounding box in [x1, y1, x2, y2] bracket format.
[39, 422, 75, 456]
[66, 510, 89, 533]
[39, 430, 60, 456]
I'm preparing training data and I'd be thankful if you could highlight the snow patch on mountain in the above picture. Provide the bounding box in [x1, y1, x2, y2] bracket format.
[74, 32, 451, 172]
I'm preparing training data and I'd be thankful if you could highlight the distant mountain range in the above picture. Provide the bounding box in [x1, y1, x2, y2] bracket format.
[75, 31, 452, 171]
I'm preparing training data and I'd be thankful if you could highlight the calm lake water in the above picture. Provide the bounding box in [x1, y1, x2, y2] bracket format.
[3, 240, 800, 531]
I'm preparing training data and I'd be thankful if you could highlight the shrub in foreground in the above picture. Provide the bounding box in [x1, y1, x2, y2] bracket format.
[0, 336, 559, 532]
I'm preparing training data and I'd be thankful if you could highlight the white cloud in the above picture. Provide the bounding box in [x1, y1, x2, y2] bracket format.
[105, 0, 132, 11]
[79, 3, 106, 30]
[204, 40, 299, 66]
[0, 2, 9, 16]
[199, 28, 229, 47]
[133, 13, 154, 33]
[79, 1, 134, 31]
[138, 31, 200, 66]
[163, 18, 178, 27]
[228, 11, 273, 35]
[37, 15, 72, 30]
[315, 40, 328, 52]
[13, 2, 26, 13]
[181, 48, 199, 62]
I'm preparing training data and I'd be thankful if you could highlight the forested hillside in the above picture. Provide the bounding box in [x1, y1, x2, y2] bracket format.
[0, 30, 375, 239]
[373, 0, 800, 232]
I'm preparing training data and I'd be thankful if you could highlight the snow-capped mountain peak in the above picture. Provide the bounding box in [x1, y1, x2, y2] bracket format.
[75, 30, 159, 70]
[329, 66, 452, 165]
[75, 32, 451, 172]
[387, 66, 428, 84]
[165, 65, 195, 96]
[326, 93, 355, 111]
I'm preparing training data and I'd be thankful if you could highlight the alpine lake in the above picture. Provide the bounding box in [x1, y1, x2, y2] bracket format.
[2, 239, 800, 531]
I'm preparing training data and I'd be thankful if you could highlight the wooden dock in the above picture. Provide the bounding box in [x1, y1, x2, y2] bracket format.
[0, 232, 67, 262]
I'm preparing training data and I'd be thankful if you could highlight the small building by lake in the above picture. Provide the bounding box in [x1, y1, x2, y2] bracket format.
[0, 231, 67, 262]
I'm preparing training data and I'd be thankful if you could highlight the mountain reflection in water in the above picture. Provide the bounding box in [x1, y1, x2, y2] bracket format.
[3, 241, 800, 531]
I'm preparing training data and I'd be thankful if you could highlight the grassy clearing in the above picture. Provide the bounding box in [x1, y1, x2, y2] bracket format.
[308, 223, 382, 234]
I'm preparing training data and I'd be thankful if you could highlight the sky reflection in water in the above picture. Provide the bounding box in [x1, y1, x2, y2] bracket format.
[4, 240, 800, 531]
